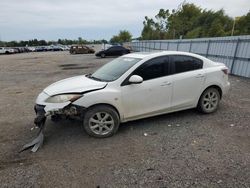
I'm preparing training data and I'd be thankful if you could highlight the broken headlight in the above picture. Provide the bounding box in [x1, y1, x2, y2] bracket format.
[45, 94, 82, 103]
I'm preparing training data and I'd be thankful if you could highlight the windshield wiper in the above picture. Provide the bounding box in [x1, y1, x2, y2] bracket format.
[86, 74, 104, 82]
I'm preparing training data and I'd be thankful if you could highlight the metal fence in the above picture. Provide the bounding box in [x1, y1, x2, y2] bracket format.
[126, 35, 250, 78]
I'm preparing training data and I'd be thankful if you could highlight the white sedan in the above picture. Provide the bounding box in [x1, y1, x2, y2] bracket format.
[22, 51, 230, 152]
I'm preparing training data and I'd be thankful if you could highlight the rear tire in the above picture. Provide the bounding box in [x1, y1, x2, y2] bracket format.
[197, 87, 220, 114]
[83, 105, 120, 138]
[101, 53, 105, 58]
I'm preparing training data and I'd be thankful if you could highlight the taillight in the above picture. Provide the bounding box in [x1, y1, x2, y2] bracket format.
[221, 68, 228, 75]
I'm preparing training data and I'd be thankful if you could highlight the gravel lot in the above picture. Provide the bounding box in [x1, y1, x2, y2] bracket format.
[0, 51, 249, 188]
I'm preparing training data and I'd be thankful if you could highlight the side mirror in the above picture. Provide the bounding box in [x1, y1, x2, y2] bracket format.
[129, 75, 143, 84]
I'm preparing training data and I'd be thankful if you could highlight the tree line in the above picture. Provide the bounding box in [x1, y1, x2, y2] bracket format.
[140, 2, 250, 40]
[0, 37, 108, 47]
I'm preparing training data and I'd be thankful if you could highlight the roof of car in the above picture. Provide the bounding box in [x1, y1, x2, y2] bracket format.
[124, 51, 207, 60]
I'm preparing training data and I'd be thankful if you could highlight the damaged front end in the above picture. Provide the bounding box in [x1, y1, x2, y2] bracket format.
[20, 97, 84, 153]
[20, 75, 107, 153]
[20, 105, 48, 153]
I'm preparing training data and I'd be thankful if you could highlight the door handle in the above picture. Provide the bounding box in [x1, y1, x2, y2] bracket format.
[161, 81, 171, 86]
[195, 74, 205, 78]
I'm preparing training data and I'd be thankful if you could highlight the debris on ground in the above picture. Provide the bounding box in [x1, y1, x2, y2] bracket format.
[217, 180, 223, 184]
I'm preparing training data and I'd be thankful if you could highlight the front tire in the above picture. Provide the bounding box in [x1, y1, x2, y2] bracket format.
[101, 53, 105, 58]
[197, 87, 220, 113]
[83, 105, 120, 138]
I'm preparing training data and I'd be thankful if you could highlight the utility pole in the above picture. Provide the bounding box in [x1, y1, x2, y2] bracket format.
[231, 18, 236, 36]
[231, 17, 240, 36]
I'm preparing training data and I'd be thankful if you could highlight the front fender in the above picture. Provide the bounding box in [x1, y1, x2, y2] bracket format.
[72, 89, 124, 120]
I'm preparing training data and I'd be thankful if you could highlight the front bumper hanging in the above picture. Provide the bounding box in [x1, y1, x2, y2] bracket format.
[20, 104, 84, 153]
[20, 105, 48, 153]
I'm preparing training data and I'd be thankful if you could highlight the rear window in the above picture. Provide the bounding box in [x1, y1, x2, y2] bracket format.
[171, 55, 203, 74]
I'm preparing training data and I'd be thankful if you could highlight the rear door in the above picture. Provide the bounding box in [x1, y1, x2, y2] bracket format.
[106, 47, 116, 56]
[121, 56, 172, 119]
[116, 46, 125, 55]
[170, 55, 205, 110]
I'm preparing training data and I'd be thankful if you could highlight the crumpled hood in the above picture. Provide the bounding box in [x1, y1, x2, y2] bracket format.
[44, 75, 107, 96]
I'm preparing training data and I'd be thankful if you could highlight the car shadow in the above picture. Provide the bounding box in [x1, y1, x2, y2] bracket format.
[44, 108, 200, 140]
[18, 108, 214, 153]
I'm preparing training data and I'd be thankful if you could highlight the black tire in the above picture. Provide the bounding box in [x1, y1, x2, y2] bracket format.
[83, 105, 120, 138]
[197, 87, 220, 114]
[101, 53, 105, 58]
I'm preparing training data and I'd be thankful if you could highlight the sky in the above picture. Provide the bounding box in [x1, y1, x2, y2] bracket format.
[0, 0, 249, 41]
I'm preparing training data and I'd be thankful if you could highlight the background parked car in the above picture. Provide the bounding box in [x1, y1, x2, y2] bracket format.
[95, 45, 130, 58]
[51, 45, 64, 51]
[0, 47, 6, 54]
[0, 47, 15, 54]
[35, 46, 47, 52]
[70, 45, 95, 54]
[27, 47, 36, 52]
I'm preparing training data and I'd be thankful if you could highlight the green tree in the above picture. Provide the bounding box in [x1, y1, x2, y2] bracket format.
[140, 2, 248, 39]
[234, 11, 250, 35]
[110, 30, 132, 43]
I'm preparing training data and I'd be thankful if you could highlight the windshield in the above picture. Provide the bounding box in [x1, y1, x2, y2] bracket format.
[90, 57, 141, 81]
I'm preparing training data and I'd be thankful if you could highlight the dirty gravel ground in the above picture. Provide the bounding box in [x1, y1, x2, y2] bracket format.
[0, 51, 249, 188]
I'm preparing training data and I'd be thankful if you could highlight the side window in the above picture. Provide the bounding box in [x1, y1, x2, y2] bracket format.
[171, 55, 203, 74]
[133, 56, 169, 81]
[117, 46, 124, 50]
[106, 47, 112, 51]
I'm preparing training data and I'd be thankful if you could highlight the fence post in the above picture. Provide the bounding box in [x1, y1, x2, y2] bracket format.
[231, 38, 240, 73]
[206, 40, 211, 57]
[167, 42, 169, 50]
[189, 40, 192, 52]
[177, 41, 180, 51]
[159, 41, 162, 50]
[153, 41, 156, 50]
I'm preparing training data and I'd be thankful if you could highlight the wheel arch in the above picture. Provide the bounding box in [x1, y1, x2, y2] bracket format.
[203, 85, 222, 99]
[197, 84, 222, 108]
[86, 103, 121, 120]
[196, 85, 222, 113]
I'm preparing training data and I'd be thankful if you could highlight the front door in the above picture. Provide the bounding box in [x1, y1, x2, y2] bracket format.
[121, 56, 172, 120]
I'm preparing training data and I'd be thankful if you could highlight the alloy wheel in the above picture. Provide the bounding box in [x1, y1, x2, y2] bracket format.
[89, 112, 115, 135]
[202, 90, 219, 112]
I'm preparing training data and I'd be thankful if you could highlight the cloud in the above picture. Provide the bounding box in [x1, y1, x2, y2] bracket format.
[0, 0, 249, 40]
